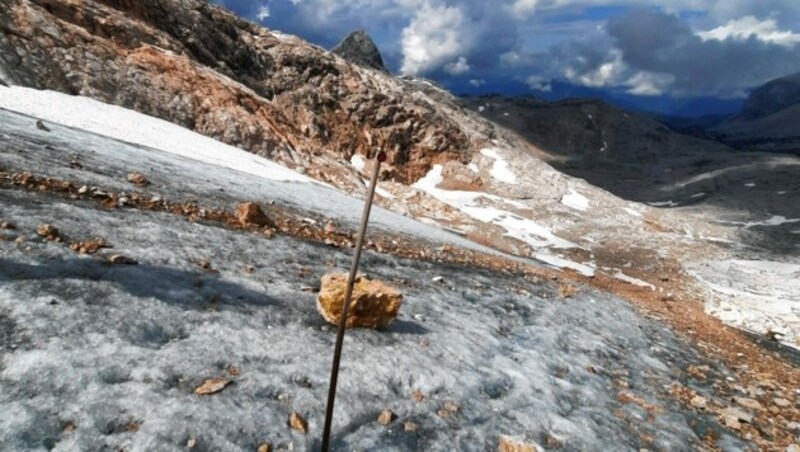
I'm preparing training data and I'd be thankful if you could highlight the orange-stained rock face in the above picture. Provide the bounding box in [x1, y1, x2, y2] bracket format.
[316, 272, 403, 329]
[0, 0, 474, 184]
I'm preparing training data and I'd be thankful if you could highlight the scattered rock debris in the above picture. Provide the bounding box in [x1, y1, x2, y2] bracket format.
[377, 409, 395, 426]
[126, 172, 149, 186]
[69, 237, 110, 255]
[498, 435, 540, 452]
[237, 202, 273, 228]
[194, 378, 232, 396]
[256, 443, 272, 452]
[35, 223, 60, 241]
[288, 412, 308, 434]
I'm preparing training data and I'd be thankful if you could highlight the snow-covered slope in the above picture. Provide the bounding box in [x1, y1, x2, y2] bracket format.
[0, 104, 749, 450]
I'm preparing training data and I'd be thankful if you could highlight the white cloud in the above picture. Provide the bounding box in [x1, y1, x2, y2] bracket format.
[255, 5, 270, 21]
[444, 57, 471, 75]
[698, 16, 800, 46]
[512, 0, 540, 14]
[624, 71, 675, 95]
[400, 3, 466, 75]
[526, 75, 553, 92]
[563, 49, 627, 88]
[469, 78, 486, 87]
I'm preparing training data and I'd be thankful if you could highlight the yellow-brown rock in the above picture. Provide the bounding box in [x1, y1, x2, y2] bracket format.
[236, 202, 273, 228]
[498, 436, 539, 452]
[316, 273, 403, 329]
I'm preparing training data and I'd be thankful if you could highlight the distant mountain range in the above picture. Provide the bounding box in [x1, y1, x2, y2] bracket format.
[451, 77, 746, 118]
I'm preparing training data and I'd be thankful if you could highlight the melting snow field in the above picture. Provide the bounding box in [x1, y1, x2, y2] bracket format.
[688, 259, 800, 347]
[0, 103, 746, 449]
[412, 166, 595, 276]
[480, 148, 517, 184]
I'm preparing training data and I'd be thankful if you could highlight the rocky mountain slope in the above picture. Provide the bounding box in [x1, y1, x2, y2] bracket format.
[2, 0, 800, 448]
[0, 90, 776, 452]
[713, 72, 800, 154]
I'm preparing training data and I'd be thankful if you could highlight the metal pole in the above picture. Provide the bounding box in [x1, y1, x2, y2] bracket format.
[321, 150, 386, 451]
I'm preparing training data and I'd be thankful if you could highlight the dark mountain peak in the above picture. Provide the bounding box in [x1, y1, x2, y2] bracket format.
[331, 30, 388, 73]
[737, 71, 800, 121]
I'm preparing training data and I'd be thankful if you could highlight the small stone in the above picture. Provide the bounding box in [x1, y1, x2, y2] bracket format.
[774, 398, 792, 408]
[126, 172, 149, 186]
[411, 389, 424, 402]
[288, 412, 308, 433]
[14, 235, 27, 243]
[78, 185, 89, 194]
[498, 435, 539, 452]
[377, 409, 395, 426]
[277, 393, 289, 402]
[117, 197, 129, 207]
[733, 397, 762, 411]
[0, 222, 14, 230]
[35, 120, 50, 131]
[324, 221, 337, 234]
[243, 265, 255, 274]
[720, 407, 753, 429]
[404, 421, 418, 432]
[36, 223, 60, 240]
[186, 438, 197, 448]
[432, 276, 444, 283]
[108, 254, 138, 265]
[257, 443, 272, 452]
[237, 202, 273, 227]
[316, 273, 403, 329]
[690, 395, 708, 409]
[194, 378, 231, 395]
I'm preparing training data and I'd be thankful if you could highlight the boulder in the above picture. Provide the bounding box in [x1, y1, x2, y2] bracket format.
[236, 202, 273, 227]
[498, 436, 541, 452]
[316, 272, 403, 329]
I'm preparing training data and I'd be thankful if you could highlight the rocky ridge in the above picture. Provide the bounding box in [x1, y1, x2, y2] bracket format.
[331, 30, 388, 74]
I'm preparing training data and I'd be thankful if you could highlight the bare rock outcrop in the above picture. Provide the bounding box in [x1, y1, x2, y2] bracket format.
[0, 0, 474, 184]
[331, 30, 388, 73]
[316, 272, 403, 329]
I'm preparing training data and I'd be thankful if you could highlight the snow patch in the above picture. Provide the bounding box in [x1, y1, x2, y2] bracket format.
[561, 189, 590, 212]
[648, 200, 679, 208]
[689, 259, 800, 347]
[375, 185, 395, 199]
[350, 154, 366, 172]
[480, 148, 517, 184]
[0, 86, 312, 184]
[610, 270, 655, 290]
[413, 165, 593, 275]
[624, 207, 643, 217]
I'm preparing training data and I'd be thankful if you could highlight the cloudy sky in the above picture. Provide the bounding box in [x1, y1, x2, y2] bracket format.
[214, 0, 800, 106]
